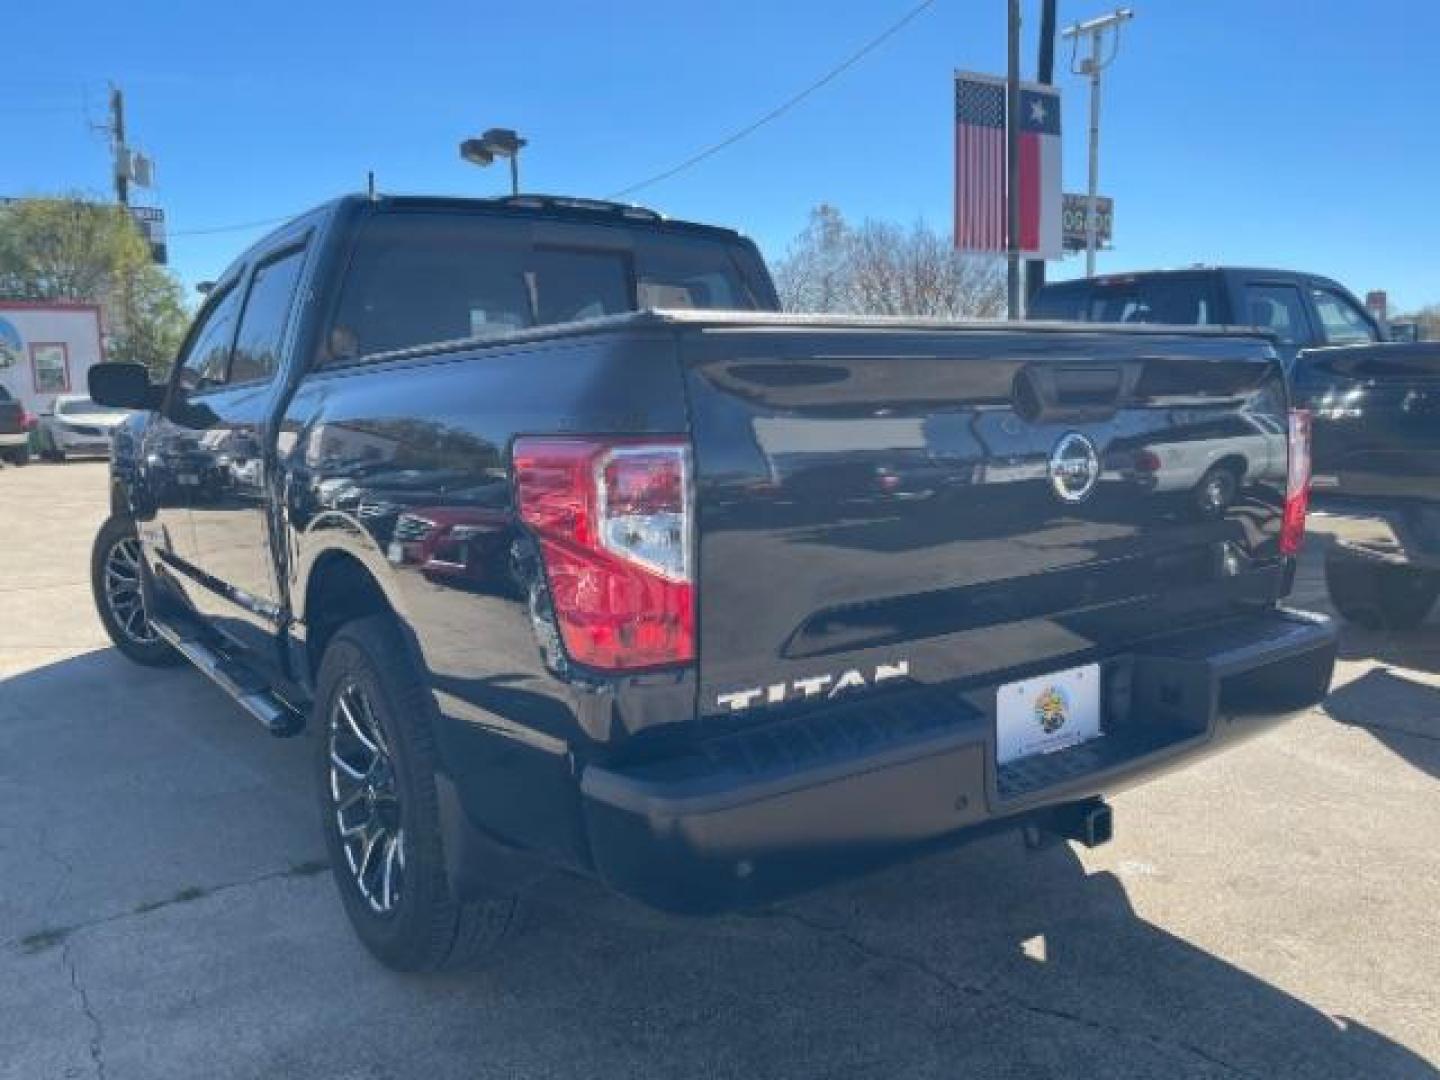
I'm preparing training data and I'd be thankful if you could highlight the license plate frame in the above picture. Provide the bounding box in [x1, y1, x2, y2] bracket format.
[996, 663, 1102, 766]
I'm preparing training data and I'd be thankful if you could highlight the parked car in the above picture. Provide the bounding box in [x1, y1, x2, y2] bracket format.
[1030, 266, 1384, 368]
[1297, 341, 1440, 628]
[0, 385, 35, 465]
[38, 394, 132, 460]
[86, 194, 1336, 973]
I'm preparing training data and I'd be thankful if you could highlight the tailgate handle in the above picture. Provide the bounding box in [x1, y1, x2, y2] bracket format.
[1014, 363, 1135, 422]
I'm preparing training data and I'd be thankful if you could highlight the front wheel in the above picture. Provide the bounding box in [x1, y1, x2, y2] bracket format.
[1324, 555, 1440, 631]
[90, 515, 182, 666]
[315, 615, 517, 972]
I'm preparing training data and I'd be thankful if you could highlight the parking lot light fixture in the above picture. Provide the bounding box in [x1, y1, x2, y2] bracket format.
[459, 127, 528, 195]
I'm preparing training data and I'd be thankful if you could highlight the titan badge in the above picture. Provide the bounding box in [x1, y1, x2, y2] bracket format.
[716, 660, 910, 713]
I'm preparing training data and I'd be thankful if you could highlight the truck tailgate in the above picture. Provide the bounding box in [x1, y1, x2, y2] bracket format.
[680, 322, 1290, 721]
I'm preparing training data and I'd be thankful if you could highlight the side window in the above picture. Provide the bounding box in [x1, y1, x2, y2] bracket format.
[1311, 288, 1378, 346]
[176, 285, 242, 392]
[1243, 284, 1311, 345]
[230, 246, 307, 385]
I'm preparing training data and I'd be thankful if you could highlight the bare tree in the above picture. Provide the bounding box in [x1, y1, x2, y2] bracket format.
[772, 205, 1005, 319]
[1412, 304, 1440, 341]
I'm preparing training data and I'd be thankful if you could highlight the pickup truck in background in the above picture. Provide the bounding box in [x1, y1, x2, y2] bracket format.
[0, 386, 34, 465]
[87, 194, 1336, 973]
[1030, 266, 1385, 369]
[1298, 341, 1440, 628]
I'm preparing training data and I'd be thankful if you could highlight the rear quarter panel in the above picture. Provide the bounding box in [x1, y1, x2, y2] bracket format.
[280, 328, 691, 859]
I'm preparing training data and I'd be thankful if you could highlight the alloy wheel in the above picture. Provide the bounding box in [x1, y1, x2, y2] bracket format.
[328, 683, 405, 915]
[103, 536, 158, 645]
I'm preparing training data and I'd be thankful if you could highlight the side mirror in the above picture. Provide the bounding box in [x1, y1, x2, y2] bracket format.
[89, 363, 163, 411]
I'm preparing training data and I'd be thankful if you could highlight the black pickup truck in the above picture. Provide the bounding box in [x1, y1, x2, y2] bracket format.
[1298, 342, 1440, 628]
[1031, 266, 1384, 369]
[87, 194, 1336, 972]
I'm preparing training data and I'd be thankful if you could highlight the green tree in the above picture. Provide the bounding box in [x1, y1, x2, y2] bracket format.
[0, 195, 190, 379]
[110, 264, 190, 380]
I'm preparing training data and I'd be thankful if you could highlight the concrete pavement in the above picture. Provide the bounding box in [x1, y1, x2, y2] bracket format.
[1, 460, 1436, 1078]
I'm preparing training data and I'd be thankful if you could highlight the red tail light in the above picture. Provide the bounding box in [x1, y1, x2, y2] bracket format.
[514, 437, 694, 671]
[1280, 409, 1311, 556]
[19, 409, 35, 431]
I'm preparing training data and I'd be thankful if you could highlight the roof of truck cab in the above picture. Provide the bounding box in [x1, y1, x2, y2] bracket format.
[327, 193, 751, 241]
[1041, 266, 1348, 289]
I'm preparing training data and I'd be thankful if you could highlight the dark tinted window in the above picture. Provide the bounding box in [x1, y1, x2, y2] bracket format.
[1031, 277, 1216, 325]
[324, 213, 761, 365]
[1244, 284, 1311, 345]
[1311, 287, 1377, 345]
[0, 386, 10, 401]
[177, 285, 242, 392]
[230, 246, 307, 384]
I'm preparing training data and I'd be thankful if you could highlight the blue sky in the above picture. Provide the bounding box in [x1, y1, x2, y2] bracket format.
[4, 0, 1438, 310]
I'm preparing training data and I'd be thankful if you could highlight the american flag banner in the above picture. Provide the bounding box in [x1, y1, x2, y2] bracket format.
[954, 72, 1062, 259]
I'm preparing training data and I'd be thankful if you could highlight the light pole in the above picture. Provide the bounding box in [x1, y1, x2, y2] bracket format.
[460, 128, 528, 195]
[1062, 8, 1134, 277]
[1005, 0, 1022, 320]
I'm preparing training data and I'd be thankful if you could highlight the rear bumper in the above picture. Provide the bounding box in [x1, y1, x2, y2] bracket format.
[1309, 496, 1440, 570]
[579, 608, 1336, 913]
[0, 432, 27, 448]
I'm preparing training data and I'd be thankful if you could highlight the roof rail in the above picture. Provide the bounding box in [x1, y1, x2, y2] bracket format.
[486, 194, 664, 222]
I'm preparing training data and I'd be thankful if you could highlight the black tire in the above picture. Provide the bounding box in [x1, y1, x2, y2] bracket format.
[4, 445, 29, 466]
[1324, 555, 1440, 631]
[90, 515, 183, 666]
[1193, 463, 1240, 518]
[314, 615, 517, 972]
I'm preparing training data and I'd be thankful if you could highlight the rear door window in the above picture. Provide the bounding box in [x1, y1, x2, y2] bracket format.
[1243, 284, 1312, 345]
[229, 245, 308, 385]
[1311, 287, 1378, 345]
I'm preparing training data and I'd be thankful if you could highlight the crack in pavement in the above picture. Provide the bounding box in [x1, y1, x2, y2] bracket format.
[752, 906, 1257, 1079]
[62, 938, 107, 1080]
[5, 859, 328, 956]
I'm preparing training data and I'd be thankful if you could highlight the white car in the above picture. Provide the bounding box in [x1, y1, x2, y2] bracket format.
[39, 394, 132, 461]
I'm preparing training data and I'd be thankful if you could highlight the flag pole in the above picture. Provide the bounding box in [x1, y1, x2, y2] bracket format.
[1006, 0, 1022, 320]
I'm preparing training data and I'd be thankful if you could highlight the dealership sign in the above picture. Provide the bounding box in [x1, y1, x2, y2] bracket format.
[1062, 194, 1114, 251]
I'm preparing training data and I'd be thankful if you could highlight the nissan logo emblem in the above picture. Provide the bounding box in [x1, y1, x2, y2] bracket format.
[1048, 432, 1101, 503]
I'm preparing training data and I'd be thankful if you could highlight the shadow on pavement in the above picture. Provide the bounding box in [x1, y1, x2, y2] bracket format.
[1324, 667, 1440, 782]
[504, 830, 1438, 1079]
[2, 647, 1435, 1078]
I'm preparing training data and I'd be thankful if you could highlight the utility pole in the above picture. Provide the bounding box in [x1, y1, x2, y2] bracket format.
[1005, 0, 1022, 320]
[1063, 8, 1134, 277]
[109, 84, 128, 206]
[1026, 0, 1058, 302]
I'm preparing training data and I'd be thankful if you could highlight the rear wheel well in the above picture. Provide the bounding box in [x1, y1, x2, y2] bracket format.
[304, 553, 394, 677]
[1210, 454, 1247, 479]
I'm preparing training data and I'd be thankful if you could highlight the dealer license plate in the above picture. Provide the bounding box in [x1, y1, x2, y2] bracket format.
[996, 663, 1102, 765]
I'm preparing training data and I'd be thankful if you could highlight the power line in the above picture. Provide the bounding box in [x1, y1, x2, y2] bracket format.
[606, 0, 940, 201]
[169, 213, 297, 238]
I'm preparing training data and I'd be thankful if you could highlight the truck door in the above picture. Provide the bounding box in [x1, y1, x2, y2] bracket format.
[172, 241, 310, 663]
[143, 279, 244, 581]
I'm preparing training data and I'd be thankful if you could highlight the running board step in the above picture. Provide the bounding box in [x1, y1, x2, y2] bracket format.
[152, 620, 304, 737]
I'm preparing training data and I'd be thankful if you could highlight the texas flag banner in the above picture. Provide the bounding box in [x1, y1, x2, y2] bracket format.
[954, 72, 1062, 260]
